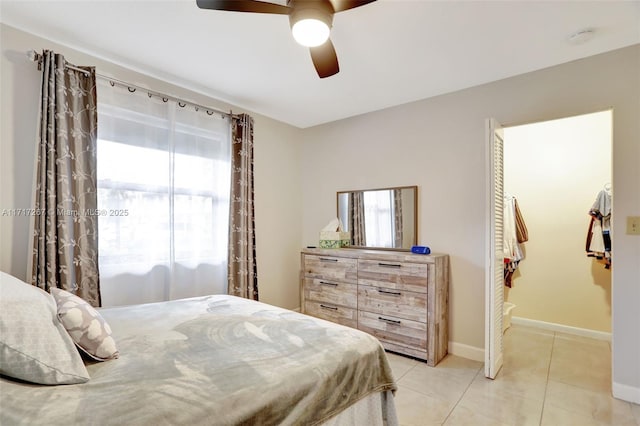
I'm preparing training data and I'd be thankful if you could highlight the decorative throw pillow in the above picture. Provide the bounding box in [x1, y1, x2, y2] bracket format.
[0, 271, 90, 385]
[50, 288, 119, 361]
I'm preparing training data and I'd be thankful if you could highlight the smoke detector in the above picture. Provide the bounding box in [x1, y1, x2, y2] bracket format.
[567, 28, 596, 45]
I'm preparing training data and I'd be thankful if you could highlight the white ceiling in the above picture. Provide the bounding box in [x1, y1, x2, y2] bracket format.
[1, 0, 639, 128]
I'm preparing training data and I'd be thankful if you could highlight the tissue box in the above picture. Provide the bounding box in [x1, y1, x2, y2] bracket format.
[319, 231, 351, 249]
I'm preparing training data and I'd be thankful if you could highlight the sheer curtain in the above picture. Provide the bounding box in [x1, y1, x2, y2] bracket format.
[393, 189, 403, 248]
[96, 80, 231, 306]
[363, 190, 395, 248]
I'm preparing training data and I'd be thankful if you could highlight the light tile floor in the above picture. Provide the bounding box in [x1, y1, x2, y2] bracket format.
[388, 324, 640, 426]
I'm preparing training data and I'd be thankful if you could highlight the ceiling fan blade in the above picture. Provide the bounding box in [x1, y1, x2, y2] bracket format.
[327, 0, 376, 13]
[196, 0, 291, 14]
[310, 39, 340, 78]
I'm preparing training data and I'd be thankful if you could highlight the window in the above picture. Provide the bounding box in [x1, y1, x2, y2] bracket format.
[363, 190, 396, 248]
[96, 81, 230, 306]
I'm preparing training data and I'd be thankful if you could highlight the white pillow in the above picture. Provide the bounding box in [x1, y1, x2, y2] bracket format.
[51, 288, 119, 361]
[0, 271, 90, 385]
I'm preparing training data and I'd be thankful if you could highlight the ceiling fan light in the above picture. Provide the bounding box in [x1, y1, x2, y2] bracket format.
[292, 19, 330, 47]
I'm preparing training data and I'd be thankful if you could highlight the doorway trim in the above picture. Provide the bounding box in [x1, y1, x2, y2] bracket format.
[483, 109, 615, 381]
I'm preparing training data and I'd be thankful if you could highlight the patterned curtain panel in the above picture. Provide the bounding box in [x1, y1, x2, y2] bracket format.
[30, 50, 101, 307]
[228, 114, 258, 300]
[393, 189, 403, 248]
[349, 192, 366, 246]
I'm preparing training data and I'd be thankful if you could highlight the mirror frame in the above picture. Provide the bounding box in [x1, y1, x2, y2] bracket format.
[337, 185, 418, 251]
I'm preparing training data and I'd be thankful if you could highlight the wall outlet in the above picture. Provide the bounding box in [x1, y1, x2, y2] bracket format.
[627, 216, 640, 235]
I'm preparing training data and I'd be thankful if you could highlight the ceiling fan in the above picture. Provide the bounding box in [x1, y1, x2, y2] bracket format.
[196, 0, 377, 78]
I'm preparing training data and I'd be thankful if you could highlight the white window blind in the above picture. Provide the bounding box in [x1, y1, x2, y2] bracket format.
[96, 80, 231, 306]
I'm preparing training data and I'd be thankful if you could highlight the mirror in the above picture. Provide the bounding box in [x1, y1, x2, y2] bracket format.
[337, 186, 417, 251]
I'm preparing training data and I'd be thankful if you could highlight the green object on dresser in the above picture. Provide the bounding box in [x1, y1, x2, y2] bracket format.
[319, 231, 350, 248]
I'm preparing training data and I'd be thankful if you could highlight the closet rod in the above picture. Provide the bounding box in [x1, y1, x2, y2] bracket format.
[26, 50, 237, 119]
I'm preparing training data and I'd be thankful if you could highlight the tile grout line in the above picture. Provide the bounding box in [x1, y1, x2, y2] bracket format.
[394, 359, 418, 382]
[538, 331, 556, 426]
[439, 366, 484, 425]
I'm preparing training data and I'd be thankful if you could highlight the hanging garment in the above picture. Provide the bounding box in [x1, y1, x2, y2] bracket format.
[504, 259, 520, 288]
[514, 199, 529, 243]
[586, 185, 612, 269]
[586, 216, 606, 253]
[504, 194, 528, 287]
[590, 186, 612, 232]
[503, 194, 523, 263]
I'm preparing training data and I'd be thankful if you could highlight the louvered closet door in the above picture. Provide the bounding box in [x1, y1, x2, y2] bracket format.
[485, 118, 504, 379]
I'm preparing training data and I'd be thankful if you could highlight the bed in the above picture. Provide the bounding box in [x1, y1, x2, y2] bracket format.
[0, 278, 398, 426]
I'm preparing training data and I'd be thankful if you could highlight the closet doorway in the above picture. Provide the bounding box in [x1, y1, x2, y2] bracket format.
[485, 110, 613, 379]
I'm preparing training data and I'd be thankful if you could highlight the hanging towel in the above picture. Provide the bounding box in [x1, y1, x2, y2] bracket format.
[514, 198, 528, 243]
[503, 194, 523, 263]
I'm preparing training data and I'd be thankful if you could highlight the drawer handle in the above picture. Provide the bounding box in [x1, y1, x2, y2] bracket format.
[378, 289, 402, 296]
[378, 316, 401, 325]
[320, 304, 338, 311]
[378, 262, 401, 268]
[320, 258, 339, 262]
[319, 281, 338, 286]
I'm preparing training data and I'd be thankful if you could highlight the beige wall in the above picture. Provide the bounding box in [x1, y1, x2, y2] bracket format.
[504, 111, 612, 332]
[300, 45, 639, 401]
[0, 23, 303, 310]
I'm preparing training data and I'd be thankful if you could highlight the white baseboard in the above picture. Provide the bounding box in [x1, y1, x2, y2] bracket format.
[448, 341, 484, 362]
[511, 316, 611, 342]
[613, 381, 640, 404]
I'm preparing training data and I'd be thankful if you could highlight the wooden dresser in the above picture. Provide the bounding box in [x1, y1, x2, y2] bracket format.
[301, 248, 449, 366]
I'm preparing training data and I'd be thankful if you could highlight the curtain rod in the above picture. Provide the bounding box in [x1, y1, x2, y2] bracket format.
[27, 50, 237, 119]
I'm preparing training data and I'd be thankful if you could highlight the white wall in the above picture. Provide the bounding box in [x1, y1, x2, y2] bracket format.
[504, 111, 612, 333]
[0, 23, 303, 311]
[300, 45, 640, 402]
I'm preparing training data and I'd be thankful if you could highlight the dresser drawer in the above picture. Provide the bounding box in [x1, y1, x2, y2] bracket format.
[358, 285, 427, 322]
[358, 259, 428, 293]
[304, 255, 357, 284]
[304, 278, 357, 309]
[304, 301, 357, 328]
[358, 311, 427, 351]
